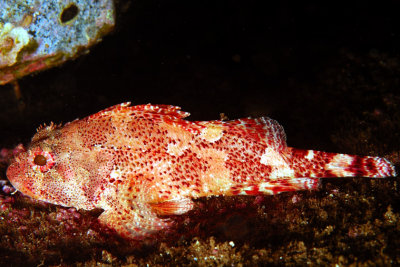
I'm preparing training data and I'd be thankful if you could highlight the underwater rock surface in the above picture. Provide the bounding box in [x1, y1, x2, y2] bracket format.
[0, 0, 115, 85]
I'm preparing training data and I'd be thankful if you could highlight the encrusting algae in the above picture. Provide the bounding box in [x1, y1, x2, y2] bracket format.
[0, 0, 115, 85]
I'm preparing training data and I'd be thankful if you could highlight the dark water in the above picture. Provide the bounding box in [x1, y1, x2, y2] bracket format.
[1, 1, 399, 148]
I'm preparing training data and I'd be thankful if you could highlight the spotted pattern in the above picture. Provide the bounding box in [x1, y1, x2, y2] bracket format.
[6, 102, 397, 239]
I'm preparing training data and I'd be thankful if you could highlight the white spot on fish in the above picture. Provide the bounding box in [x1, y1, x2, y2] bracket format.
[305, 150, 314, 160]
[200, 124, 224, 142]
[260, 147, 294, 178]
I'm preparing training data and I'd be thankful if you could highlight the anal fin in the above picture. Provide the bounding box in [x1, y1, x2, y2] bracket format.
[228, 178, 320, 196]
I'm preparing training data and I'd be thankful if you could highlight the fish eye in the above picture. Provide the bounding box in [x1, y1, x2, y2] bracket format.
[29, 149, 55, 172]
[34, 154, 47, 166]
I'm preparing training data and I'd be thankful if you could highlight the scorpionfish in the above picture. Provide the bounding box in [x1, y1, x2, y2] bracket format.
[6, 102, 397, 239]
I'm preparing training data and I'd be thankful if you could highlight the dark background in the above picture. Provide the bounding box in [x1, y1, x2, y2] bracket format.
[1, 0, 400, 154]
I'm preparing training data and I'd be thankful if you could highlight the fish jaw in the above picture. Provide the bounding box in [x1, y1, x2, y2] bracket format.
[6, 152, 41, 200]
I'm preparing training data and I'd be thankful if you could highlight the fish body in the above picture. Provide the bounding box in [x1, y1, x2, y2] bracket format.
[6, 103, 396, 239]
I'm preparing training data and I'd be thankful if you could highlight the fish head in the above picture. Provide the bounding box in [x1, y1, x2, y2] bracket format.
[6, 124, 98, 209]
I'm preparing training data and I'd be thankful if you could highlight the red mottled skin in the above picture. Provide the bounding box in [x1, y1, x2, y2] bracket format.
[6, 103, 397, 239]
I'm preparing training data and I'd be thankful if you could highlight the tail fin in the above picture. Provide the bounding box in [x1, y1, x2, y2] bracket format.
[288, 148, 396, 178]
[225, 149, 395, 196]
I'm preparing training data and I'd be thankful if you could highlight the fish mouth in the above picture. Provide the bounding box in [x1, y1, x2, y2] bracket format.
[6, 160, 37, 199]
[6, 176, 38, 199]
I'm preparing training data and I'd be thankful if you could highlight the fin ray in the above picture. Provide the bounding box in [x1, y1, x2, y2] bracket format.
[198, 116, 287, 150]
[228, 178, 320, 196]
[149, 198, 194, 215]
[88, 102, 190, 120]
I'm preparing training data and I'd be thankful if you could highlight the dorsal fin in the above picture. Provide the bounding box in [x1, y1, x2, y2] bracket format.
[131, 104, 190, 118]
[32, 122, 62, 143]
[239, 117, 287, 150]
[87, 102, 190, 120]
[202, 116, 287, 150]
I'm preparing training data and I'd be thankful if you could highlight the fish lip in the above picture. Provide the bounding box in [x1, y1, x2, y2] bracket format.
[6, 179, 20, 193]
[7, 176, 37, 199]
[5, 166, 20, 191]
[6, 161, 35, 199]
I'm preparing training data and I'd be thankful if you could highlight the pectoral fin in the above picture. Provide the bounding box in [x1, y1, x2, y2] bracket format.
[149, 198, 194, 216]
